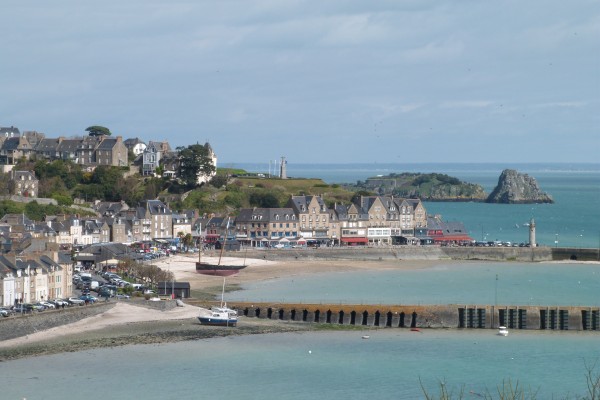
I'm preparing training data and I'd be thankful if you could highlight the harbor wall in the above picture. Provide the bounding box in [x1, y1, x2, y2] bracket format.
[215, 246, 599, 263]
[217, 246, 555, 263]
[218, 301, 600, 332]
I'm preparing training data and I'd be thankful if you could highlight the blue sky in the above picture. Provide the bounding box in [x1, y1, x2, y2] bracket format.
[2, 1, 598, 163]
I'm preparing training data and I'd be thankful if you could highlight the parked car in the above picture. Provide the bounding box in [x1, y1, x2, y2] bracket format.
[79, 295, 98, 303]
[32, 303, 47, 311]
[53, 299, 69, 307]
[0, 307, 12, 317]
[12, 304, 33, 313]
[40, 301, 56, 309]
[116, 294, 130, 299]
[68, 297, 85, 306]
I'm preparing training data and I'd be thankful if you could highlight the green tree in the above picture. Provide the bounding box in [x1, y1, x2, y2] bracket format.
[249, 192, 280, 208]
[177, 144, 216, 188]
[210, 174, 228, 188]
[86, 125, 112, 136]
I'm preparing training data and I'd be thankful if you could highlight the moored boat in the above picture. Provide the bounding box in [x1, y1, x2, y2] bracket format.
[195, 262, 246, 276]
[198, 308, 238, 327]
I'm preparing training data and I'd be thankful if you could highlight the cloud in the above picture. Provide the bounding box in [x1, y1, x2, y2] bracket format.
[400, 39, 464, 63]
[441, 101, 493, 109]
[533, 102, 587, 109]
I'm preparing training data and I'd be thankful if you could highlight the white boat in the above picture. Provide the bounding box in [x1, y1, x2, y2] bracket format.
[497, 326, 509, 336]
[198, 308, 237, 327]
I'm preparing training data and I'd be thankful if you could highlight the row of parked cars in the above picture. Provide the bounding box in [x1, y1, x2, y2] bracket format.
[1, 297, 96, 316]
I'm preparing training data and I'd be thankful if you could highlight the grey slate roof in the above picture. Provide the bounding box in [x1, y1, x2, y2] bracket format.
[0, 126, 20, 137]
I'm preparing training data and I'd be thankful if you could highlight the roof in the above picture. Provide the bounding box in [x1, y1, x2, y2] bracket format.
[97, 138, 118, 150]
[0, 126, 20, 136]
[34, 138, 61, 153]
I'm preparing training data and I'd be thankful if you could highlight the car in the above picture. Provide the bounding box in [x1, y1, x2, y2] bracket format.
[116, 293, 130, 299]
[79, 295, 98, 303]
[53, 299, 69, 307]
[0, 308, 12, 317]
[40, 301, 56, 309]
[68, 297, 85, 305]
[32, 303, 47, 311]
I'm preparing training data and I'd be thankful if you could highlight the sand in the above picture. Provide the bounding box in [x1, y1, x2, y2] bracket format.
[0, 255, 443, 352]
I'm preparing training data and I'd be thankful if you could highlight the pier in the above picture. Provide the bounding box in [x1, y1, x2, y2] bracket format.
[192, 301, 600, 331]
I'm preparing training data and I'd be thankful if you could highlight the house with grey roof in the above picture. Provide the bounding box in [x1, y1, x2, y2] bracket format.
[0, 126, 20, 138]
[286, 195, 330, 241]
[0, 136, 32, 165]
[142, 141, 161, 176]
[9, 170, 39, 197]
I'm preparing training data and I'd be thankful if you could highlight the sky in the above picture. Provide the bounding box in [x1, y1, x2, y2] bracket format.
[2, 1, 599, 164]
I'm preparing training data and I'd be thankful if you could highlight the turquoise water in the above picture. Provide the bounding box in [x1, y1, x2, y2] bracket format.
[227, 262, 600, 306]
[229, 163, 600, 248]
[3, 330, 600, 399]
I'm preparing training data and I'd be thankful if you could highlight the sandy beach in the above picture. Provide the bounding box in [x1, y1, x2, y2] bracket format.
[0, 255, 441, 360]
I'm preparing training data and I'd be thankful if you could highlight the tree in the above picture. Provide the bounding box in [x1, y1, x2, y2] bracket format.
[85, 125, 112, 136]
[177, 144, 216, 188]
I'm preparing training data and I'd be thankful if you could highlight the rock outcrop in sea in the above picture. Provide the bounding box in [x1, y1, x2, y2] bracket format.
[486, 169, 554, 204]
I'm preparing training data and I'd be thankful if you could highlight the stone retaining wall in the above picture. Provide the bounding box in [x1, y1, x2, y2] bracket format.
[0, 303, 115, 341]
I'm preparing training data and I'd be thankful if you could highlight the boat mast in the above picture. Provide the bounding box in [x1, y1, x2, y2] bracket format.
[198, 223, 202, 264]
[218, 217, 230, 267]
[220, 277, 226, 308]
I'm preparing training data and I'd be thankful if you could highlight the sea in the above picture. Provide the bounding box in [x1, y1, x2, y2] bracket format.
[3, 163, 600, 399]
[224, 162, 600, 248]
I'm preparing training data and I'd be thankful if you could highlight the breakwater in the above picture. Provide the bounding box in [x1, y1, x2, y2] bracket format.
[213, 245, 598, 263]
[212, 301, 600, 332]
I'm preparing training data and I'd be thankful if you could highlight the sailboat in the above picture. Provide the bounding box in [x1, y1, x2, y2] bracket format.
[195, 219, 247, 276]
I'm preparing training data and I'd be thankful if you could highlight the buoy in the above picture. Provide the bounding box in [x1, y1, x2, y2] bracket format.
[308, 350, 312, 354]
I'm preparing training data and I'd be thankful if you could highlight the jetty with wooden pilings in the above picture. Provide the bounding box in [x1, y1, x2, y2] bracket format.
[187, 301, 600, 331]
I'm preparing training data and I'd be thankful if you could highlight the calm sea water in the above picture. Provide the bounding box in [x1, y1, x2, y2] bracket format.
[227, 262, 600, 306]
[226, 162, 600, 248]
[4, 163, 599, 399]
[3, 330, 600, 399]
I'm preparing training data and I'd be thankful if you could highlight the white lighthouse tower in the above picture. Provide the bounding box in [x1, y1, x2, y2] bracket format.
[528, 218, 536, 247]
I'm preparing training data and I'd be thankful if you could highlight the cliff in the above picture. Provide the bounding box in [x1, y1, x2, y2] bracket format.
[486, 169, 554, 204]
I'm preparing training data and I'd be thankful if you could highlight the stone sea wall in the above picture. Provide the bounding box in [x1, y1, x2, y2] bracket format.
[223, 246, 554, 263]
[0, 303, 115, 341]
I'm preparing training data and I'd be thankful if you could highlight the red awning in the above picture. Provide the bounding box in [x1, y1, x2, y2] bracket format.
[341, 237, 369, 243]
[433, 235, 473, 242]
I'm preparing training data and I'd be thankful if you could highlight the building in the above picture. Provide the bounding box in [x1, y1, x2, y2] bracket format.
[287, 195, 331, 242]
[9, 170, 39, 197]
[123, 138, 147, 156]
[142, 141, 161, 176]
[235, 207, 298, 247]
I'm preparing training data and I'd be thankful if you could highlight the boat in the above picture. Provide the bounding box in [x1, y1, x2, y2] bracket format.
[361, 335, 370, 339]
[198, 307, 237, 327]
[195, 262, 246, 276]
[196, 219, 246, 277]
[497, 326, 509, 336]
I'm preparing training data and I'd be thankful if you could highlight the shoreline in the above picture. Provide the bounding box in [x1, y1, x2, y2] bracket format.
[2, 256, 599, 361]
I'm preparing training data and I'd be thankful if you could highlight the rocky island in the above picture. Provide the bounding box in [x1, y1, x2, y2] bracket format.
[486, 169, 554, 204]
[351, 172, 487, 201]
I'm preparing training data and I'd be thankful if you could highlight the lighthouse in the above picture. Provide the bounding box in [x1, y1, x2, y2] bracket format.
[528, 218, 536, 247]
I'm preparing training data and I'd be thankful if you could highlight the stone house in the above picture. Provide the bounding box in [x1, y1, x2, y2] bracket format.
[287, 195, 330, 241]
[137, 200, 172, 240]
[0, 136, 32, 165]
[9, 170, 39, 197]
[235, 207, 298, 246]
